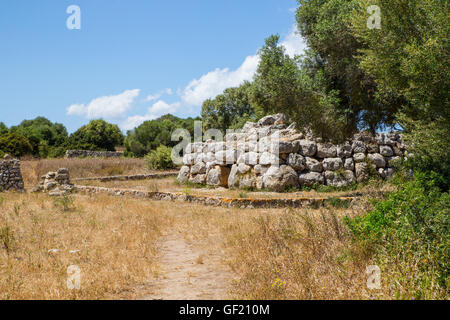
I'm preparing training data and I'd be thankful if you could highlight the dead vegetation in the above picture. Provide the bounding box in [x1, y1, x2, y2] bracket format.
[20, 158, 152, 186]
[0, 159, 398, 300]
[0, 192, 174, 299]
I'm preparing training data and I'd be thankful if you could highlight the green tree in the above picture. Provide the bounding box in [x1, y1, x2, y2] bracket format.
[251, 35, 348, 141]
[295, 0, 402, 133]
[202, 82, 262, 132]
[0, 122, 8, 135]
[0, 132, 33, 157]
[351, 0, 450, 179]
[125, 114, 199, 157]
[10, 117, 69, 157]
[69, 119, 124, 151]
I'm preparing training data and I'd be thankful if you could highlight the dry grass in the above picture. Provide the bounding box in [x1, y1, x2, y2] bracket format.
[0, 192, 175, 299]
[80, 177, 382, 200]
[167, 205, 375, 300]
[20, 158, 154, 186]
[1, 159, 395, 300]
[0, 189, 388, 300]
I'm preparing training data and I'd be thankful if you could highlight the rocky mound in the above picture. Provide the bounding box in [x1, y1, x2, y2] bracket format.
[178, 114, 406, 191]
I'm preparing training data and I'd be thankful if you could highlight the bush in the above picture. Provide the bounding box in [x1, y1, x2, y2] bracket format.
[0, 132, 33, 157]
[344, 170, 449, 299]
[68, 119, 124, 152]
[144, 145, 176, 170]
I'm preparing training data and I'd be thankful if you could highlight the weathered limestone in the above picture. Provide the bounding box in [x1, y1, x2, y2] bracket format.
[178, 113, 406, 191]
[33, 168, 74, 196]
[0, 155, 25, 192]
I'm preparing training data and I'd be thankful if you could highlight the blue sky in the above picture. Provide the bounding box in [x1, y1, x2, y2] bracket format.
[0, 0, 305, 133]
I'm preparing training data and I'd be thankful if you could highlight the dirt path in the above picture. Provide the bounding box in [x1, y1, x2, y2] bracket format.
[135, 234, 232, 300]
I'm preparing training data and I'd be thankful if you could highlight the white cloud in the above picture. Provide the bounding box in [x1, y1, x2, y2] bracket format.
[121, 100, 182, 131]
[281, 25, 307, 58]
[181, 55, 260, 106]
[67, 89, 140, 119]
[180, 25, 306, 108]
[145, 88, 174, 102]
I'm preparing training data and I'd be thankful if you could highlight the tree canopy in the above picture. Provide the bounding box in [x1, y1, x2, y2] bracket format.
[68, 119, 124, 152]
[125, 114, 200, 157]
[0, 132, 33, 157]
[202, 82, 262, 133]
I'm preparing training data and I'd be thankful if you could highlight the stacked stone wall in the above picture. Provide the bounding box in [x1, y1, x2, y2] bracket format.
[0, 155, 25, 192]
[178, 114, 406, 191]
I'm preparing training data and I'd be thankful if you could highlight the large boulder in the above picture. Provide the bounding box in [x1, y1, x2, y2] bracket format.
[189, 174, 207, 185]
[190, 161, 207, 175]
[299, 172, 324, 186]
[305, 157, 323, 173]
[355, 163, 369, 182]
[322, 158, 343, 171]
[228, 165, 240, 188]
[299, 140, 317, 157]
[337, 143, 352, 158]
[353, 153, 366, 163]
[287, 153, 306, 172]
[352, 141, 367, 154]
[317, 143, 337, 158]
[379, 145, 394, 157]
[262, 165, 299, 192]
[206, 166, 230, 187]
[344, 158, 355, 171]
[177, 166, 190, 183]
[324, 170, 355, 187]
[367, 153, 386, 168]
[237, 152, 259, 165]
[239, 174, 257, 189]
[259, 152, 280, 166]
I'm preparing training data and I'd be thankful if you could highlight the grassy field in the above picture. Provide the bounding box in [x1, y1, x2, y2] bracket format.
[1, 191, 375, 300]
[1, 158, 440, 300]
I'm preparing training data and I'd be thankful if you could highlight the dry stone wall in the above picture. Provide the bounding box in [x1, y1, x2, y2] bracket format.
[33, 168, 74, 196]
[65, 150, 124, 158]
[178, 114, 406, 191]
[0, 155, 25, 192]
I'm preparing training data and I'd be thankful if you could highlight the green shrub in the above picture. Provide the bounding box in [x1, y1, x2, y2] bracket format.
[344, 171, 449, 298]
[144, 145, 176, 170]
[0, 132, 33, 157]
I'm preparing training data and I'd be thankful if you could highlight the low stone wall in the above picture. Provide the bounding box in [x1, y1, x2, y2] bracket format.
[0, 155, 25, 192]
[72, 172, 177, 182]
[32, 168, 74, 196]
[65, 150, 124, 159]
[178, 114, 407, 191]
[73, 185, 357, 209]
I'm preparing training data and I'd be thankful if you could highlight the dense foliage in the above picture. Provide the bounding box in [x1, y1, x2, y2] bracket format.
[351, 0, 450, 183]
[9, 117, 69, 158]
[202, 82, 263, 132]
[341, 0, 450, 297]
[125, 114, 199, 157]
[0, 122, 8, 135]
[0, 132, 33, 157]
[68, 119, 124, 152]
[144, 145, 176, 170]
[345, 171, 449, 298]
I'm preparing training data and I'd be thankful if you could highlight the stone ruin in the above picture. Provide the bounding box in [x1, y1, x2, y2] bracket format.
[177, 114, 407, 192]
[33, 168, 74, 196]
[0, 154, 25, 192]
